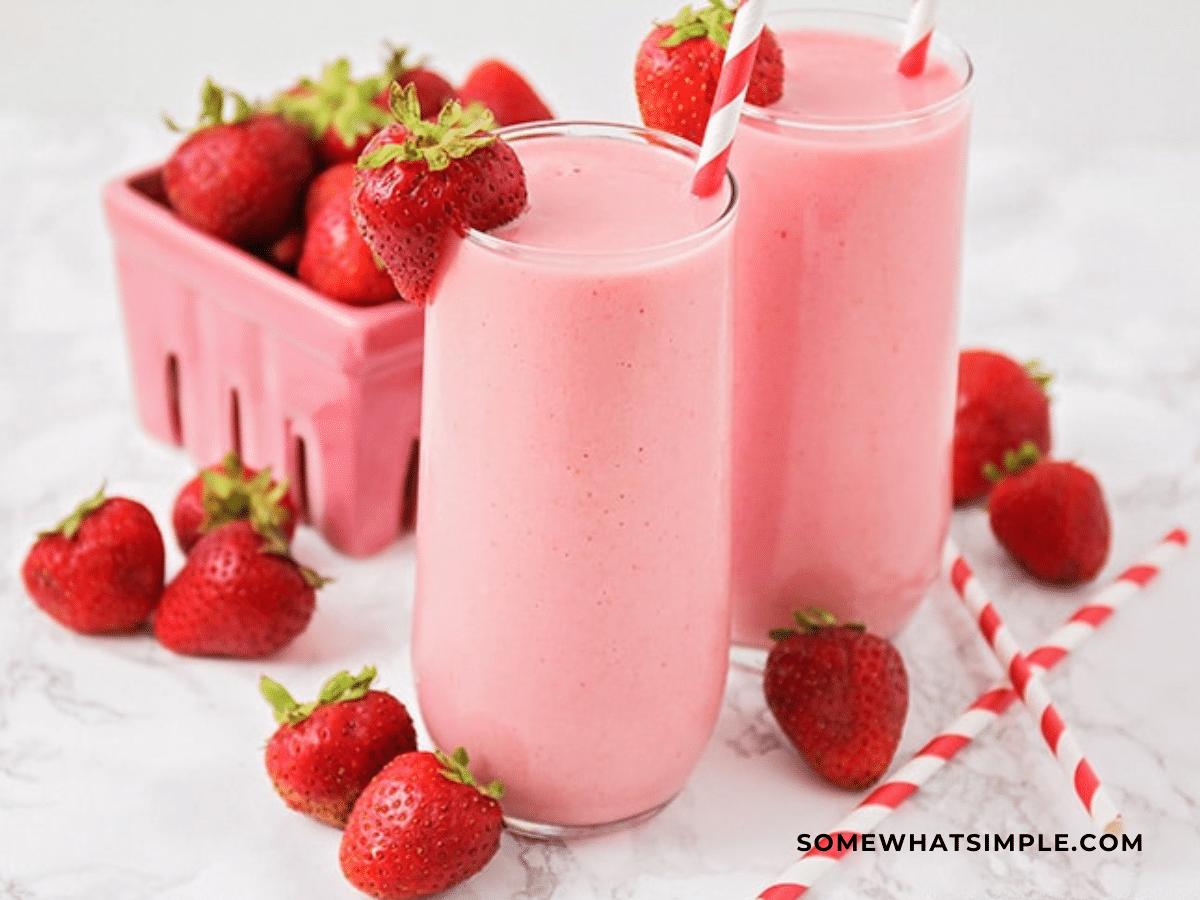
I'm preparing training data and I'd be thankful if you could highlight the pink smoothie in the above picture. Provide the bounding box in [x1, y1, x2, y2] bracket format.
[411, 123, 735, 832]
[729, 12, 972, 647]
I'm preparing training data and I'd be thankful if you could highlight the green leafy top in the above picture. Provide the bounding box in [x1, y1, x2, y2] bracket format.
[1024, 359, 1053, 393]
[199, 450, 292, 542]
[357, 83, 497, 173]
[381, 43, 427, 81]
[982, 440, 1043, 484]
[260, 665, 378, 725]
[436, 746, 504, 800]
[768, 607, 867, 643]
[41, 484, 107, 540]
[657, 0, 735, 50]
[164, 79, 255, 134]
[271, 58, 392, 145]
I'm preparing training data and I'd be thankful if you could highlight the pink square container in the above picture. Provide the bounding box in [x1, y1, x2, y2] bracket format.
[103, 166, 425, 557]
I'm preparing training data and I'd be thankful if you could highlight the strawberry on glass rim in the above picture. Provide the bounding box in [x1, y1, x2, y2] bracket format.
[350, 83, 527, 305]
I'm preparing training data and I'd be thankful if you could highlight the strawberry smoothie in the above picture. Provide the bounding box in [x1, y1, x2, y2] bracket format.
[411, 122, 736, 835]
[729, 10, 972, 647]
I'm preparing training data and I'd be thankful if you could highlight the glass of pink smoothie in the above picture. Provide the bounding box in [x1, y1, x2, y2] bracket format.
[411, 121, 737, 837]
[729, 8, 973, 651]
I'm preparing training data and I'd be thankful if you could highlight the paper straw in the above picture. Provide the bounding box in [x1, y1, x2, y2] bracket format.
[756, 528, 1188, 900]
[897, 0, 939, 76]
[945, 539, 1125, 834]
[691, 0, 767, 198]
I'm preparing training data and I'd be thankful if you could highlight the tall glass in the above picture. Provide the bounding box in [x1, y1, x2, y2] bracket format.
[412, 122, 737, 837]
[729, 9, 973, 649]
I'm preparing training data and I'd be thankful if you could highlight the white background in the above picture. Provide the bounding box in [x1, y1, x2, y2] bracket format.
[1, 0, 1198, 149]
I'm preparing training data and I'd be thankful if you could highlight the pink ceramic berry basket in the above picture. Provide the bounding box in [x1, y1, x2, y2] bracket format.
[103, 166, 425, 557]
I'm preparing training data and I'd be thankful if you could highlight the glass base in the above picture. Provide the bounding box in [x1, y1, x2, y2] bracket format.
[729, 642, 769, 674]
[503, 796, 674, 840]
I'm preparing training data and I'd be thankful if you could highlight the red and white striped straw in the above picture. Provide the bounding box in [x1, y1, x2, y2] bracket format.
[755, 528, 1187, 900]
[897, 0, 939, 77]
[945, 539, 1126, 834]
[691, 0, 767, 197]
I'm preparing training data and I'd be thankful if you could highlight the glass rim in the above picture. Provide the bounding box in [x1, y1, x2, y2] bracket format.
[741, 7, 974, 133]
[465, 119, 738, 264]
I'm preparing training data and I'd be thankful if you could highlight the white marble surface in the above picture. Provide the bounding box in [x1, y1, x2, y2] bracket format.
[3, 116, 1200, 900]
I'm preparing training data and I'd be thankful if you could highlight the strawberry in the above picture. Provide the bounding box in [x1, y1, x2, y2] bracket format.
[339, 748, 503, 900]
[171, 449, 297, 555]
[21, 486, 165, 635]
[634, 0, 784, 146]
[298, 171, 399, 306]
[273, 59, 394, 167]
[457, 58, 553, 127]
[153, 520, 324, 658]
[304, 161, 357, 223]
[377, 45, 459, 120]
[987, 445, 1111, 585]
[260, 666, 418, 828]
[954, 348, 1053, 505]
[763, 609, 908, 791]
[163, 79, 316, 249]
[351, 84, 527, 304]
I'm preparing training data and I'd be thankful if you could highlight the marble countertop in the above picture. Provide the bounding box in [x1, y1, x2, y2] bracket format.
[2, 116, 1200, 900]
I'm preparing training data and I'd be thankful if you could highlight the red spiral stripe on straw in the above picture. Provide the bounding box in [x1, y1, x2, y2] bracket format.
[754, 529, 1187, 900]
[898, 0, 940, 77]
[691, 0, 767, 197]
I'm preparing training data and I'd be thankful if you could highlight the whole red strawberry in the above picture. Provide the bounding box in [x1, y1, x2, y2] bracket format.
[273, 59, 394, 167]
[377, 45, 459, 120]
[457, 58, 553, 127]
[954, 348, 1053, 505]
[153, 520, 323, 658]
[763, 609, 908, 791]
[164, 80, 315, 249]
[987, 448, 1111, 585]
[351, 84, 527, 304]
[299, 175, 399, 306]
[304, 161, 357, 223]
[339, 748, 503, 900]
[261, 666, 418, 828]
[634, 0, 784, 146]
[171, 450, 297, 555]
[22, 486, 165, 635]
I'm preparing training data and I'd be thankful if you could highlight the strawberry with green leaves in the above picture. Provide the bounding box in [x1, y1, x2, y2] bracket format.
[339, 747, 503, 900]
[764, 609, 908, 790]
[273, 59, 394, 167]
[351, 84, 527, 304]
[377, 45, 459, 121]
[163, 79, 315, 249]
[635, 0, 784, 145]
[153, 519, 324, 659]
[22, 486, 165, 635]
[171, 450, 297, 555]
[261, 666, 418, 828]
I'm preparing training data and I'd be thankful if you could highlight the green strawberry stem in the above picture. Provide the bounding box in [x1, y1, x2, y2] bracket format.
[164, 79, 255, 133]
[358, 83, 497, 173]
[658, 0, 735, 50]
[260, 665, 378, 725]
[41, 484, 107, 540]
[769, 607, 867, 643]
[199, 449, 293, 541]
[436, 746, 504, 800]
[381, 44, 428, 80]
[982, 440, 1043, 484]
[1024, 358, 1054, 393]
[271, 58, 392, 144]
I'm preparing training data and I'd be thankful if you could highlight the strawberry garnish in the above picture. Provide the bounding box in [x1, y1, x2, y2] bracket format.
[261, 666, 418, 828]
[350, 84, 526, 305]
[763, 609, 908, 790]
[634, 0, 784, 146]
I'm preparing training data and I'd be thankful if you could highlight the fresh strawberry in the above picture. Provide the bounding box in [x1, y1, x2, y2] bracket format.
[954, 348, 1053, 505]
[304, 161, 357, 223]
[265, 221, 305, 272]
[260, 666, 418, 828]
[299, 173, 399, 306]
[377, 45, 458, 120]
[273, 59, 394, 167]
[987, 446, 1111, 585]
[457, 58, 552, 127]
[21, 486, 165, 635]
[351, 85, 526, 304]
[763, 609, 908, 791]
[163, 79, 316, 249]
[171, 449, 297, 555]
[634, 0, 784, 146]
[153, 520, 323, 658]
[339, 748, 503, 900]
